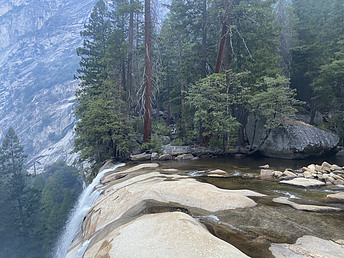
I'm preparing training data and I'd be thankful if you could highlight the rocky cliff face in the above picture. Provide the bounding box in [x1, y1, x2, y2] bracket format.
[0, 0, 97, 173]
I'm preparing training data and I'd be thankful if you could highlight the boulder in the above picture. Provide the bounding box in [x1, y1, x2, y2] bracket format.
[283, 170, 298, 179]
[151, 152, 158, 160]
[331, 164, 342, 171]
[82, 212, 250, 258]
[175, 154, 195, 160]
[260, 169, 274, 179]
[273, 197, 341, 212]
[321, 161, 332, 172]
[162, 144, 190, 155]
[270, 235, 344, 258]
[326, 192, 344, 203]
[246, 117, 339, 159]
[207, 169, 228, 177]
[279, 178, 326, 187]
[273, 171, 283, 178]
[303, 171, 313, 179]
[159, 154, 173, 160]
[130, 152, 151, 161]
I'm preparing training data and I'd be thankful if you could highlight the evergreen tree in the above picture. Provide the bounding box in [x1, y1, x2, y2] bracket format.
[0, 128, 40, 257]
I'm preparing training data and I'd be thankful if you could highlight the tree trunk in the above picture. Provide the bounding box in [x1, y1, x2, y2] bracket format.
[201, 0, 233, 147]
[201, 0, 207, 78]
[179, 42, 185, 109]
[126, 0, 134, 117]
[143, 0, 152, 143]
[214, 0, 233, 73]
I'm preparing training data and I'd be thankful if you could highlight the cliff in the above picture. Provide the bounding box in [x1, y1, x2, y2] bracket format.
[0, 0, 97, 173]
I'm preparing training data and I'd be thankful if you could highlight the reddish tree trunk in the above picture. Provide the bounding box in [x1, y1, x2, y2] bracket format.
[143, 0, 152, 143]
[202, 0, 232, 147]
[214, 0, 233, 73]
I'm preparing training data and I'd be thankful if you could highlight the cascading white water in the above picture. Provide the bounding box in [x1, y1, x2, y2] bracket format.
[54, 163, 125, 258]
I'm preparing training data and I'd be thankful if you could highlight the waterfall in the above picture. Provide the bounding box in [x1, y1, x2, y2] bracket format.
[54, 163, 125, 258]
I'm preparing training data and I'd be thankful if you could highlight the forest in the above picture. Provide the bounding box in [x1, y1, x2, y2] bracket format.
[73, 0, 344, 174]
[0, 128, 82, 257]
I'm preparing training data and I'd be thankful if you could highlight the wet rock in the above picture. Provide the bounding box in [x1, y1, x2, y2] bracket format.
[270, 235, 344, 258]
[83, 212, 250, 258]
[260, 169, 274, 179]
[159, 154, 173, 160]
[279, 178, 326, 187]
[326, 192, 344, 203]
[273, 197, 341, 212]
[130, 152, 152, 161]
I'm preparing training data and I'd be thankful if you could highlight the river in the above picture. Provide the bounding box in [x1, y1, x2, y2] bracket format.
[157, 155, 344, 258]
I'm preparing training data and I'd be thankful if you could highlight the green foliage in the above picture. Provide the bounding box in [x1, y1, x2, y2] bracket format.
[0, 128, 40, 258]
[141, 136, 163, 153]
[0, 128, 82, 258]
[250, 76, 303, 130]
[187, 73, 240, 145]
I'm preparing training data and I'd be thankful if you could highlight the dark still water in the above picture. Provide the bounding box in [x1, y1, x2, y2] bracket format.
[158, 155, 344, 258]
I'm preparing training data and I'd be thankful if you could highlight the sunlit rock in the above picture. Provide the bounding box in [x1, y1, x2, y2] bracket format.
[83, 212, 250, 258]
[270, 235, 344, 257]
[279, 178, 326, 187]
[326, 192, 344, 203]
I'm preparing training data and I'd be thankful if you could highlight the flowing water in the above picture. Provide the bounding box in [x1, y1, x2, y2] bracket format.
[158, 155, 344, 258]
[54, 163, 125, 258]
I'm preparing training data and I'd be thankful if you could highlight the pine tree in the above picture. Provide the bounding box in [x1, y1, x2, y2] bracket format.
[0, 128, 38, 257]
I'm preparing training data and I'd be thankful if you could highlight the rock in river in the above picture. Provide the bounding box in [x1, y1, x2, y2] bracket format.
[246, 118, 339, 159]
[273, 197, 341, 212]
[270, 235, 344, 258]
[279, 178, 326, 187]
[326, 192, 344, 203]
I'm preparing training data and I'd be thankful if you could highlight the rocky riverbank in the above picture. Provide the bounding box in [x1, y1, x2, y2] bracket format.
[66, 160, 344, 257]
[260, 161, 344, 188]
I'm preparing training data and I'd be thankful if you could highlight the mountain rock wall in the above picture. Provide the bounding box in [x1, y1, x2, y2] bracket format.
[0, 0, 97, 173]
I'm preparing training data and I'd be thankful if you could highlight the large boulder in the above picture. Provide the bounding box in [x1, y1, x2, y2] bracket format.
[270, 235, 344, 258]
[162, 144, 190, 155]
[246, 117, 339, 159]
[82, 212, 250, 258]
